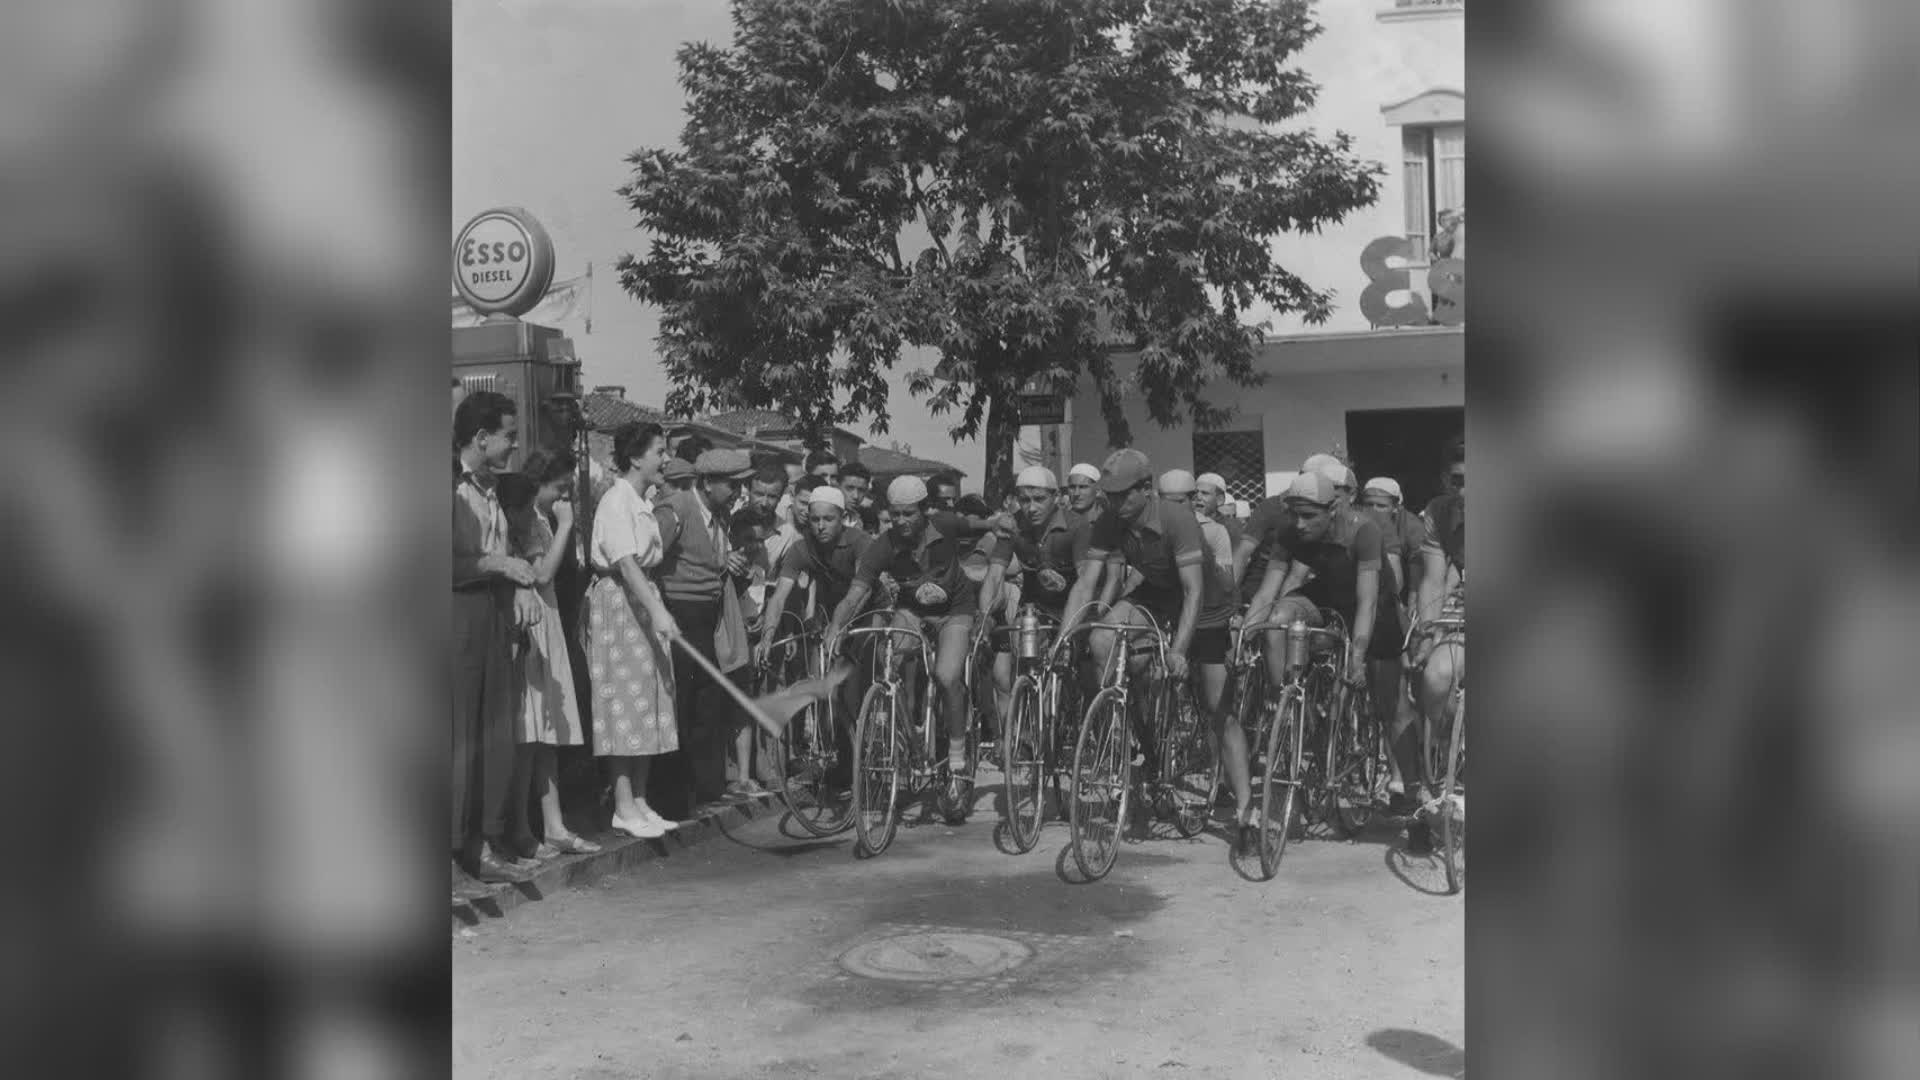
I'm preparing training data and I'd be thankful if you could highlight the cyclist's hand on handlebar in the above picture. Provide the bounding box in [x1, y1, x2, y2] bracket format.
[1165, 650, 1190, 682]
[1345, 640, 1370, 685]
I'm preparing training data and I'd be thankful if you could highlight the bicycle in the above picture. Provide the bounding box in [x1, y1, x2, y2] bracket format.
[1228, 612, 1351, 880]
[997, 602, 1095, 855]
[833, 609, 981, 856]
[758, 612, 854, 838]
[1058, 612, 1174, 881]
[1406, 611, 1465, 893]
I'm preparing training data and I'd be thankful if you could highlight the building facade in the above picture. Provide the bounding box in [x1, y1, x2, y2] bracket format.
[1060, 1, 1464, 512]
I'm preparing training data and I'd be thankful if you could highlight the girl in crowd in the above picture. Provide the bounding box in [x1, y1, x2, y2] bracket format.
[587, 422, 682, 839]
[499, 452, 601, 857]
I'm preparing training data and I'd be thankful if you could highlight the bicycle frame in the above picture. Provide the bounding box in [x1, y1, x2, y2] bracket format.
[833, 613, 940, 781]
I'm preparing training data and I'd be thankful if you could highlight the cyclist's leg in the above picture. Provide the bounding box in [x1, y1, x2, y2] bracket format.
[929, 614, 975, 771]
[1191, 624, 1238, 817]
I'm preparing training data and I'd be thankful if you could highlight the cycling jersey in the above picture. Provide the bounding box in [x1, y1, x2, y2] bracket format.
[773, 526, 871, 615]
[852, 510, 978, 617]
[988, 503, 1090, 616]
[1085, 499, 1233, 629]
[1421, 493, 1465, 575]
[1264, 508, 1400, 632]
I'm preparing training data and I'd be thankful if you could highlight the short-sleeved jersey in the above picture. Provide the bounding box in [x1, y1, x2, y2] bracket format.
[852, 511, 978, 616]
[1238, 495, 1293, 600]
[1264, 508, 1386, 621]
[775, 526, 871, 614]
[1086, 499, 1233, 628]
[989, 503, 1090, 615]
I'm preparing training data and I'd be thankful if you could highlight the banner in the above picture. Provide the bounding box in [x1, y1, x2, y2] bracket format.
[452, 267, 592, 330]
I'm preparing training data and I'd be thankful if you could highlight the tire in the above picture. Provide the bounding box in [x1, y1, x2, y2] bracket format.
[1298, 663, 1338, 829]
[1068, 688, 1132, 881]
[1158, 679, 1212, 838]
[776, 644, 853, 838]
[1000, 676, 1046, 853]
[1426, 683, 1466, 894]
[1254, 687, 1306, 881]
[1329, 680, 1379, 838]
[852, 684, 904, 856]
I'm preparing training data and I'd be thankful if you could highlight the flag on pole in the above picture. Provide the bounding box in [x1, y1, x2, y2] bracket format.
[451, 270, 591, 328]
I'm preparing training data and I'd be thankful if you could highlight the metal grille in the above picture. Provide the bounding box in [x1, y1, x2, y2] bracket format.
[460, 373, 498, 394]
[1193, 430, 1266, 505]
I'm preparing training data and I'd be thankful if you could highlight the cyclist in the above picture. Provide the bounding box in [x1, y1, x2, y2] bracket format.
[1057, 449, 1239, 848]
[1243, 470, 1402, 830]
[1232, 452, 1349, 601]
[1064, 462, 1103, 525]
[1398, 445, 1465, 854]
[981, 466, 1093, 729]
[825, 476, 994, 811]
[1159, 469, 1235, 581]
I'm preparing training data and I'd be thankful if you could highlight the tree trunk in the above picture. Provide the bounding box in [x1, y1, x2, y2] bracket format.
[981, 391, 1019, 507]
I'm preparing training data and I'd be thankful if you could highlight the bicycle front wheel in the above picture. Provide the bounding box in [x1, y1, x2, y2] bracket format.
[1000, 675, 1047, 853]
[852, 684, 905, 856]
[777, 646, 854, 837]
[1068, 688, 1133, 881]
[1425, 684, 1466, 894]
[1254, 687, 1307, 881]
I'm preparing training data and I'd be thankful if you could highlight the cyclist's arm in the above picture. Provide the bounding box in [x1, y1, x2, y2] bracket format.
[1352, 563, 1379, 658]
[1097, 552, 1124, 607]
[826, 581, 871, 643]
[978, 560, 1006, 626]
[1244, 556, 1286, 627]
[1056, 553, 1108, 639]
[1171, 561, 1203, 658]
[1413, 539, 1449, 629]
[758, 576, 798, 652]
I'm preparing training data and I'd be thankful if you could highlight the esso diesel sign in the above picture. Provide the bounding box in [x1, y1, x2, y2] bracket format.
[452, 207, 555, 318]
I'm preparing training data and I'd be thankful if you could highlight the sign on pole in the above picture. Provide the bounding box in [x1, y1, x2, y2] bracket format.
[452, 207, 557, 319]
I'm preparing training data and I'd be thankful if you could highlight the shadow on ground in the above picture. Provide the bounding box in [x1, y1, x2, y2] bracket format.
[1367, 1028, 1465, 1077]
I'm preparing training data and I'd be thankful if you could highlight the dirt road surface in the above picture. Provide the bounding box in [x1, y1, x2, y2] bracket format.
[453, 775, 1463, 1080]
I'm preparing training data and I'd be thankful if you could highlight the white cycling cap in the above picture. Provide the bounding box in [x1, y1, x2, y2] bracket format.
[1158, 469, 1197, 494]
[1362, 477, 1402, 502]
[807, 485, 846, 509]
[1067, 462, 1101, 483]
[1014, 465, 1058, 490]
[1195, 472, 1227, 494]
[886, 475, 930, 506]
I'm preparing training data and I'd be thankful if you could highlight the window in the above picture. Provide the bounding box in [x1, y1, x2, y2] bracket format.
[459, 373, 499, 394]
[1402, 124, 1464, 263]
[1193, 430, 1266, 506]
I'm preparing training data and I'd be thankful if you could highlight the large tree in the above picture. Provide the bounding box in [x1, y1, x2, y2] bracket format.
[620, 0, 1380, 500]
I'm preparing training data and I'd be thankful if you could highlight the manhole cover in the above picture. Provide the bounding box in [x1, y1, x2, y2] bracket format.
[838, 933, 1034, 982]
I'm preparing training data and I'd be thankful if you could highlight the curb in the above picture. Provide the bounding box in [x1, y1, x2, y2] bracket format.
[453, 792, 783, 929]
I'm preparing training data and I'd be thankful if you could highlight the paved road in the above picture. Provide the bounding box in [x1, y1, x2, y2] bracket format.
[453, 771, 1464, 1080]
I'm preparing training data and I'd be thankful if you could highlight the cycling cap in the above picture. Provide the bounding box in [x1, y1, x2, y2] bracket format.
[1158, 469, 1196, 495]
[1098, 448, 1153, 493]
[1282, 471, 1338, 506]
[1014, 465, 1058, 490]
[807, 486, 846, 510]
[1362, 477, 1402, 502]
[1067, 463, 1101, 484]
[886, 475, 930, 507]
[1195, 472, 1227, 494]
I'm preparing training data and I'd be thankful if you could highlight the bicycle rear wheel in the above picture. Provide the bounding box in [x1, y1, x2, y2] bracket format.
[1157, 680, 1212, 838]
[1328, 680, 1380, 838]
[852, 685, 905, 856]
[1000, 675, 1046, 853]
[1068, 688, 1132, 881]
[1254, 687, 1306, 880]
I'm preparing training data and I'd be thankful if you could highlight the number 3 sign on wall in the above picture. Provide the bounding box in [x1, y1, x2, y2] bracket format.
[1359, 236, 1465, 328]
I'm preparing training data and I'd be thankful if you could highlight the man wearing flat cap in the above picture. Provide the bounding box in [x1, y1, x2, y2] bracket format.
[652, 448, 758, 817]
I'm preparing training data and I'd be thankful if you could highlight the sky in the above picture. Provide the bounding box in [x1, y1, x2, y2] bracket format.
[453, 0, 986, 476]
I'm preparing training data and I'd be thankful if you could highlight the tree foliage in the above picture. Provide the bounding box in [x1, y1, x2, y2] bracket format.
[619, 0, 1380, 495]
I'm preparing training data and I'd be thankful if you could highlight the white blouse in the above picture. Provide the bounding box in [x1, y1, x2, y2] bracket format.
[591, 475, 663, 572]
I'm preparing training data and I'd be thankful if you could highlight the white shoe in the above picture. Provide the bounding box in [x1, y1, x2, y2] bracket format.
[611, 814, 666, 840]
[637, 804, 680, 831]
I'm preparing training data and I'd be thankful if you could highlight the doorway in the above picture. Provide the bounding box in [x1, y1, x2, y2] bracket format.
[1345, 406, 1464, 513]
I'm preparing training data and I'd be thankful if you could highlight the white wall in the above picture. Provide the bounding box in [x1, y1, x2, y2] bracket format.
[1069, 327, 1463, 477]
[1251, 5, 1464, 335]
